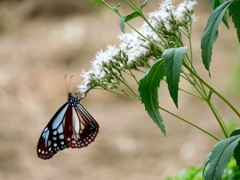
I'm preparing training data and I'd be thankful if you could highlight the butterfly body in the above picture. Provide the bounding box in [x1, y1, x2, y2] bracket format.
[37, 93, 99, 160]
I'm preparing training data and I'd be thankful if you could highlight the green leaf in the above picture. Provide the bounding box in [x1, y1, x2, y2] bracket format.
[210, 0, 229, 28]
[119, 12, 141, 33]
[119, 17, 125, 33]
[162, 47, 187, 108]
[164, 166, 203, 180]
[230, 127, 240, 137]
[141, 0, 148, 10]
[201, 0, 233, 71]
[125, 12, 141, 22]
[222, 158, 240, 180]
[230, 128, 240, 171]
[113, 3, 120, 13]
[210, 0, 220, 8]
[138, 59, 166, 135]
[203, 152, 212, 168]
[234, 142, 240, 172]
[229, 0, 240, 43]
[203, 135, 240, 180]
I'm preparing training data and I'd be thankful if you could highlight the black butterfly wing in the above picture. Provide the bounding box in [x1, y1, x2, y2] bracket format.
[64, 103, 99, 148]
[37, 102, 69, 160]
[37, 95, 99, 160]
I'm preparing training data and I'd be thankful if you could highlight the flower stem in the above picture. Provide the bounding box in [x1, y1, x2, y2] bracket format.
[159, 106, 219, 141]
[118, 74, 140, 99]
[205, 99, 228, 138]
[184, 65, 240, 118]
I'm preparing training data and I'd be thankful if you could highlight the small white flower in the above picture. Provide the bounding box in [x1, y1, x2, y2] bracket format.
[148, 0, 175, 32]
[78, 45, 121, 93]
[119, 32, 135, 51]
[191, 14, 198, 22]
[160, 0, 174, 12]
[175, 0, 198, 23]
[78, 69, 94, 94]
[119, 31, 149, 65]
[139, 23, 161, 43]
[91, 45, 119, 78]
[185, 0, 198, 11]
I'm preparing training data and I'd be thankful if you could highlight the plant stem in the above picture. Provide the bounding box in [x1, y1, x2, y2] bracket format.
[159, 106, 219, 141]
[210, 100, 229, 136]
[127, 68, 139, 85]
[118, 74, 140, 99]
[205, 99, 228, 138]
[184, 65, 240, 118]
[102, 0, 166, 51]
[179, 87, 203, 99]
[96, 87, 139, 100]
[182, 64, 229, 137]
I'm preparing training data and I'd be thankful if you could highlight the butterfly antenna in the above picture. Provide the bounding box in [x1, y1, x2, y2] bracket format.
[69, 75, 73, 92]
[64, 74, 68, 93]
[64, 74, 73, 93]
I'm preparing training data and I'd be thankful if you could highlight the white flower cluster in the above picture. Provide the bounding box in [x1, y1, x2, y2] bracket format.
[78, 0, 198, 95]
[79, 45, 124, 93]
[148, 0, 197, 32]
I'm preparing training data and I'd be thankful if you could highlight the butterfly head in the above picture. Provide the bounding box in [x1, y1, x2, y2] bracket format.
[68, 93, 80, 106]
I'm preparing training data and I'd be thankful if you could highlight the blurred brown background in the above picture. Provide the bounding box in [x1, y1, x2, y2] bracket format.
[0, 0, 240, 179]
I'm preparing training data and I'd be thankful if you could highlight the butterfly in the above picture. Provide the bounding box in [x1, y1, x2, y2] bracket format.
[37, 92, 99, 160]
